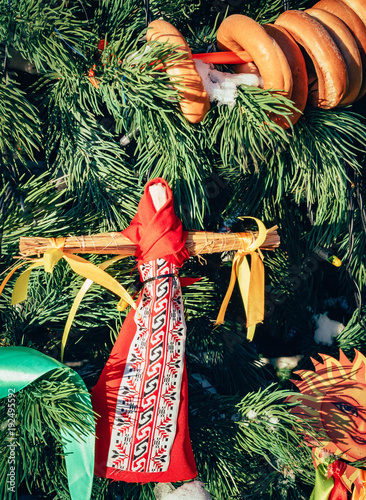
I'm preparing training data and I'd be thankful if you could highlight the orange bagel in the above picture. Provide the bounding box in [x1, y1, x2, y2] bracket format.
[305, 7, 362, 106]
[146, 20, 210, 123]
[263, 24, 308, 128]
[275, 10, 348, 109]
[313, 0, 366, 101]
[339, 0, 366, 28]
[217, 14, 293, 97]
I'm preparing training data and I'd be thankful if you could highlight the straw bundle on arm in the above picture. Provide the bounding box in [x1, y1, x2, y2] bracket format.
[19, 228, 280, 258]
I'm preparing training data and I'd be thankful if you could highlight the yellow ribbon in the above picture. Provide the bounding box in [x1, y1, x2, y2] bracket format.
[0, 260, 30, 298]
[214, 217, 267, 341]
[60, 254, 129, 362]
[1, 237, 136, 340]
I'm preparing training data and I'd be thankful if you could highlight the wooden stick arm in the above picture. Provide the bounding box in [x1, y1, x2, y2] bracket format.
[19, 229, 279, 257]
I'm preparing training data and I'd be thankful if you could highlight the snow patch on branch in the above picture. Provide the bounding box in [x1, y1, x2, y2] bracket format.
[154, 481, 212, 500]
[313, 312, 344, 346]
[195, 59, 263, 107]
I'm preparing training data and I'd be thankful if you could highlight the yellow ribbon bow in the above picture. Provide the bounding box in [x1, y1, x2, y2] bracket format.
[214, 217, 267, 341]
[0, 238, 136, 349]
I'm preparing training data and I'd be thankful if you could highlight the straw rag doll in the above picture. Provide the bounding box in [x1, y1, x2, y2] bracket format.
[92, 178, 197, 483]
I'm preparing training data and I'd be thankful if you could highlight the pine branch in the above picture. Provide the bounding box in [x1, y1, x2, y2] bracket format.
[94, 0, 144, 38]
[188, 387, 258, 498]
[182, 274, 216, 320]
[187, 327, 270, 395]
[37, 72, 140, 230]
[0, 368, 94, 498]
[287, 109, 366, 242]
[337, 207, 366, 293]
[93, 36, 215, 227]
[337, 308, 366, 354]
[0, 170, 70, 266]
[243, 0, 288, 24]
[222, 108, 366, 249]
[210, 86, 294, 172]
[0, 0, 93, 73]
[236, 384, 314, 485]
[97, 37, 185, 132]
[0, 76, 42, 174]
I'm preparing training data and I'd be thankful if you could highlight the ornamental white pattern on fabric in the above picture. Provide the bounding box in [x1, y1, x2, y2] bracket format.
[107, 258, 186, 472]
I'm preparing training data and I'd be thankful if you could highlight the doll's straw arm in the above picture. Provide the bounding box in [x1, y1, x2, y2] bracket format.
[19, 229, 279, 258]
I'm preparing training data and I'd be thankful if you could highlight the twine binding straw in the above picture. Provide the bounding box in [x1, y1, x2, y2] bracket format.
[19, 227, 279, 258]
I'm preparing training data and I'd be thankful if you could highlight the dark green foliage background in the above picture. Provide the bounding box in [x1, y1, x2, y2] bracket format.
[1, 0, 366, 498]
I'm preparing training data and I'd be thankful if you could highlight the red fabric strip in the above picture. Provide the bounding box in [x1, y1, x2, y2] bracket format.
[329, 461, 348, 500]
[122, 178, 189, 267]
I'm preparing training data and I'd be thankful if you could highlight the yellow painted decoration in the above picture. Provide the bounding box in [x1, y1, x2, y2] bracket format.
[352, 470, 366, 500]
[287, 350, 366, 494]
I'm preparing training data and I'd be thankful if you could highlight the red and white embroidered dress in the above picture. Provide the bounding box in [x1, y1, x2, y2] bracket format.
[92, 178, 197, 483]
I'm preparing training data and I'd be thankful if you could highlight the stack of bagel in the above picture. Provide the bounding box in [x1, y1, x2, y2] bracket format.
[146, 0, 366, 127]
